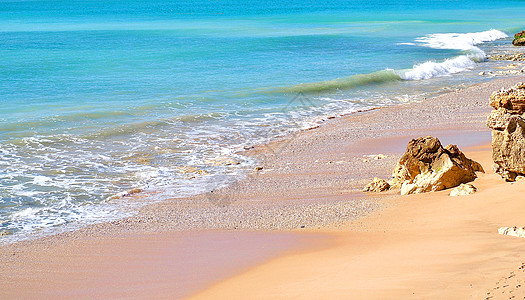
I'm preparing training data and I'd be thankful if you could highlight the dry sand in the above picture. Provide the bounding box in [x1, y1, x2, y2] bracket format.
[190, 146, 525, 300]
[2, 76, 525, 299]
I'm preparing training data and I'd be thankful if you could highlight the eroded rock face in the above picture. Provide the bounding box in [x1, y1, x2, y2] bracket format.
[363, 177, 390, 193]
[487, 83, 525, 181]
[390, 136, 484, 195]
[489, 82, 525, 113]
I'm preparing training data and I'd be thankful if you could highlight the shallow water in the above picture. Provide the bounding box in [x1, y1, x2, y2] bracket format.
[1, 0, 525, 241]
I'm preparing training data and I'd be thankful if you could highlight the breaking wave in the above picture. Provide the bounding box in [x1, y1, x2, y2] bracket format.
[413, 29, 508, 51]
[275, 30, 508, 93]
[400, 29, 507, 80]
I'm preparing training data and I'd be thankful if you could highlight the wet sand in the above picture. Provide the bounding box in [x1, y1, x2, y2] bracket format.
[1, 76, 525, 299]
[1, 231, 330, 299]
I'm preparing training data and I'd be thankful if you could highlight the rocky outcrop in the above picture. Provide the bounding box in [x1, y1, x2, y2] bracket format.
[449, 183, 477, 196]
[363, 177, 390, 192]
[499, 226, 525, 238]
[390, 136, 484, 195]
[486, 83, 525, 181]
[513, 30, 525, 46]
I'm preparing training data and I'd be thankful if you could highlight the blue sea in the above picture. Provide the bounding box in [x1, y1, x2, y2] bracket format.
[1, 0, 525, 241]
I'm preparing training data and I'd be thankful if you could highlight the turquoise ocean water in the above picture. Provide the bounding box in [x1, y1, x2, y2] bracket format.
[1, 0, 525, 241]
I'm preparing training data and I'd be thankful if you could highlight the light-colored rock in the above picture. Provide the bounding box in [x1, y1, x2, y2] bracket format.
[374, 154, 386, 160]
[486, 82, 525, 181]
[486, 108, 512, 130]
[178, 166, 209, 175]
[109, 188, 143, 200]
[204, 157, 240, 166]
[489, 82, 525, 113]
[498, 226, 525, 238]
[489, 53, 525, 61]
[363, 177, 390, 193]
[362, 154, 387, 161]
[389, 136, 483, 195]
[449, 183, 477, 196]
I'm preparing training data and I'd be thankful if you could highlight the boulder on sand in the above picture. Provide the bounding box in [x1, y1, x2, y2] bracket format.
[389, 136, 484, 195]
[449, 183, 477, 197]
[362, 177, 390, 193]
[487, 82, 525, 181]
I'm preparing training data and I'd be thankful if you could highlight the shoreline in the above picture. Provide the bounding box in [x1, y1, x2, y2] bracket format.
[2, 75, 525, 298]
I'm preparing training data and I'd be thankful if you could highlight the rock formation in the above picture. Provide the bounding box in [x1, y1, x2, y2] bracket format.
[389, 136, 484, 195]
[513, 30, 525, 46]
[362, 177, 390, 192]
[449, 183, 477, 196]
[486, 82, 525, 181]
[499, 226, 525, 238]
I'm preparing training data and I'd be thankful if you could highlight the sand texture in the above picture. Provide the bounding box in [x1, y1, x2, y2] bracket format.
[190, 147, 525, 299]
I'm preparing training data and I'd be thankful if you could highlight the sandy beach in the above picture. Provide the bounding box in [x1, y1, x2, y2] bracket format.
[191, 145, 525, 299]
[2, 75, 525, 299]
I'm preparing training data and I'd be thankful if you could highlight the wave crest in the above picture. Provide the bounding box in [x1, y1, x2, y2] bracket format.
[275, 30, 508, 92]
[400, 54, 478, 80]
[276, 70, 402, 94]
[400, 29, 507, 80]
[414, 29, 508, 51]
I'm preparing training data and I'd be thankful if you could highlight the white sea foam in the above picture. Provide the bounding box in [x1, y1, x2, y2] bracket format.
[415, 29, 508, 50]
[32, 175, 52, 185]
[400, 29, 508, 80]
[401, 55, 478, 80]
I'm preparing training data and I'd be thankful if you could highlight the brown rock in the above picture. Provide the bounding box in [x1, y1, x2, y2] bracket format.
[513, 30, 525, 46]
[486, 109, 512, 130]
[389, 136, 484, 195]
[513, 37, 525, 46]
[513, 31, 525, 46]
[363, 177, 390, 193]
[487, 83, 525, 181]
[489, 82, 525, 114]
